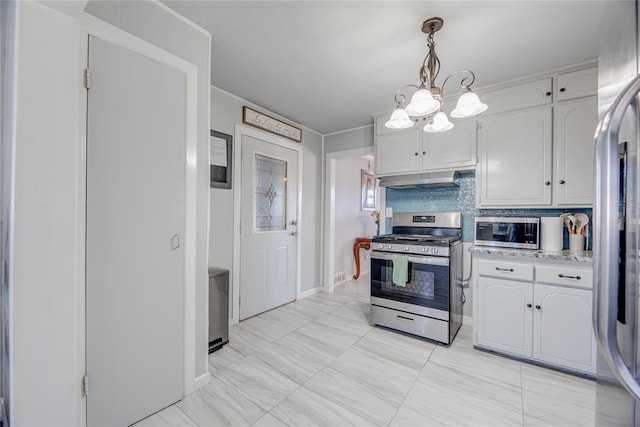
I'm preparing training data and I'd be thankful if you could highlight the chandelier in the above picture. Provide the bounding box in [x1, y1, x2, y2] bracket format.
[385, 17, 487, 132]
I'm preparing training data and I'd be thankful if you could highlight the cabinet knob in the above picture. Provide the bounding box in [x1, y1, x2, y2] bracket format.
[422, 151, 427, 155]
[526, 303, 532, 308]
[545, 181, 551, 186]
[559, 87, 566, 92]
[545, 91, 551, 97]
[559, 179, 565, 184]
[535, 305, 541, 310]
[414, 152, 419, 156]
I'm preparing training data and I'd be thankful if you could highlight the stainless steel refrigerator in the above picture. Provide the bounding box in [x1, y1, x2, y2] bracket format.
[594, 1, 640, 424]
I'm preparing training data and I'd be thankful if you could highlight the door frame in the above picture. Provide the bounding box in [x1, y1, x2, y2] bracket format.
[78, 12, 201, 405]
[323, 147, 384, 292]
[231, 124, 302, 325]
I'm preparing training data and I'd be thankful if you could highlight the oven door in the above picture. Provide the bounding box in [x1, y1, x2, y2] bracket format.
[370, 251, 449, 312]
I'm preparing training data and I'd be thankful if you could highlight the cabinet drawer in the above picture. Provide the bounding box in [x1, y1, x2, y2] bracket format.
[476, 259, 534, 281]
[480, 78, 552, 115]
[535, 264, 593, 289]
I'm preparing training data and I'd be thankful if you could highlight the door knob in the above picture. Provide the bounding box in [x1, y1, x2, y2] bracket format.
[290, 219, 298, 226]
[289, 231, 297, 237]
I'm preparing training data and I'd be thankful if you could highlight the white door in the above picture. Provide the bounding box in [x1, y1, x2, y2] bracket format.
[240, 134, 298, 319]
[553, 97, 598, 205]
[477, 106, 552, 207]
[476, 277, 533, 357]
[86, 36, 185, 426]
[533, 284, 596, 373]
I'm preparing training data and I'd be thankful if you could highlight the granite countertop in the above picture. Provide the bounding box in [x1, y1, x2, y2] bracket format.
[470, 245, 593, 263]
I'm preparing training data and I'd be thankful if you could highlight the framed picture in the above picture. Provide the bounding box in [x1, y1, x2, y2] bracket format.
[210, 130, 232, 189]
[361, 169, 377, 211]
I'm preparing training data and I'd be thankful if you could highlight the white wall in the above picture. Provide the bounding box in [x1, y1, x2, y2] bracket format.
[210, 87, 323, 296]
[333, 156, 377, 279]
[324, 125, 373, 153]
[84, 0, 212, 383]
[12, 2, 82, 424]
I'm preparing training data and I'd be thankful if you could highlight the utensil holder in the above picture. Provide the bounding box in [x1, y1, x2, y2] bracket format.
[569, 234, 585, 253]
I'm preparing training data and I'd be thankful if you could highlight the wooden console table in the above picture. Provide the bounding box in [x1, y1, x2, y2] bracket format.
[352, 237, 372, 280]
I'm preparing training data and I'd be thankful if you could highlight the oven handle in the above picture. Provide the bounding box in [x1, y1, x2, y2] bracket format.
[371, 251, 449, 266]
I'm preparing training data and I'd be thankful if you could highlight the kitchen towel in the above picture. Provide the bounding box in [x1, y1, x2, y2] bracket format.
[392, 254, 408, 287]
[541, 216, 563, 251]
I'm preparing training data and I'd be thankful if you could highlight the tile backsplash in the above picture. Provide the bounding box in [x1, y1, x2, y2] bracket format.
[384, 172, 592, 249]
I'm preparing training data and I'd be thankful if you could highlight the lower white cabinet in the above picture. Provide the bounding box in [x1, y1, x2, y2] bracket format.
[476, 276, 533, 357]
[473, 257, 596, 375]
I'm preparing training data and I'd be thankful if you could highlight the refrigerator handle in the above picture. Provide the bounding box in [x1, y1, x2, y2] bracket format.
[593, 74, 640, 400]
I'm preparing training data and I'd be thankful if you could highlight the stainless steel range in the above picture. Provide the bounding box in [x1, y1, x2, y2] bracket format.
[370, 212, 463, 344]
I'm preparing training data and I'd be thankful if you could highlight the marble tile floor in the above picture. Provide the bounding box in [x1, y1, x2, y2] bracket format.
[135, 274, 596, 427]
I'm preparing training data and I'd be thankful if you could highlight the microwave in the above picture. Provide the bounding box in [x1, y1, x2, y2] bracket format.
[474, 216, 540, 250]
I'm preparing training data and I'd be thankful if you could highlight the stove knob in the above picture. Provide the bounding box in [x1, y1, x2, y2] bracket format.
[432, 247, 438, 254]
[404, 245, 409, 251]
[387, 245, 392, 250]
[378, 244, 383, 249]
[423, 247, 429, 253]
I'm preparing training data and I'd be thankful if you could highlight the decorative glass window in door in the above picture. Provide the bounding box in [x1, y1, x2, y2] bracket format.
[255, 154, 287, 231]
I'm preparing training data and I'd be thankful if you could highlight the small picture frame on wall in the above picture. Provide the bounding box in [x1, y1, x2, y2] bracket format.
[361, 169, 377, 211]
[210, 130, 232, 189]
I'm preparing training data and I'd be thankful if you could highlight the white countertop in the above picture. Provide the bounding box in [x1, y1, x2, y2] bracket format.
[470, 245, 593, 263]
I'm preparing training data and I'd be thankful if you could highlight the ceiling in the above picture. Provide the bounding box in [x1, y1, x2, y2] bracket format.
[162, 1, 610, 135]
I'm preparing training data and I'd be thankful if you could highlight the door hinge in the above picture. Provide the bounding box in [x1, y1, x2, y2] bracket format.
[84, 68, 91, 89]
[239, 296, 241, 306]
[82, 374, 89, 396]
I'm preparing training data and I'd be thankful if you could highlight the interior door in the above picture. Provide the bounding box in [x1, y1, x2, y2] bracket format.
[86, 36, 185, 426]
[240, 134, 298, 320]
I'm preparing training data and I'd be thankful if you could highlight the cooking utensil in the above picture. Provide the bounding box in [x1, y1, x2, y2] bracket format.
[575, 213, 589, 235]
[560, 213, 576, 234]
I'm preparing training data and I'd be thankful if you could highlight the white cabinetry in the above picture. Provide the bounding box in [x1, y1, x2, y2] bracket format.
[553, 97, 598, 205]
[373, 113, 477, 177]
[473, 256, 596, 375]
[476, 67, 597, 208]
[477, 107, 552, 206]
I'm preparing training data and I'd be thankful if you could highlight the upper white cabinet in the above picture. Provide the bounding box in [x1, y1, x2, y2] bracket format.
[557, 68, 598, 101]
[477, 106, 552, 207]
[479, 78, 552, 115]
[373, 114, 477, 177]
[553, 97, 598, 205]
[476, 66, 597, 208]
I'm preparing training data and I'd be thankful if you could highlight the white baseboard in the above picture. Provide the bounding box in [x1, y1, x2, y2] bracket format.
[299, 287, 322, 299]
[192, 372, 211, 391]
[463, 315, 473, 327]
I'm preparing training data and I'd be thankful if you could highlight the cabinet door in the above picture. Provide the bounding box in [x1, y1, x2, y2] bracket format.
[375, 129, 421, 176]
[557, 68, 597, 101]
[423, 120, 477, 171]
[533, 284, 596, 374]
[476, 277, 533, 357]
[553, 97, 597, 206]
[477, 107, 552, 207]
[480, 78, 552, 115]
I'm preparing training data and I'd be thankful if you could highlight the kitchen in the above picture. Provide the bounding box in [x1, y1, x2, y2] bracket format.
[0, 0, 637, 426]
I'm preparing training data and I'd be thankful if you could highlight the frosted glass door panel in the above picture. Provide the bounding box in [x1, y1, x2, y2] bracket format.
[255, 154, 287, 231]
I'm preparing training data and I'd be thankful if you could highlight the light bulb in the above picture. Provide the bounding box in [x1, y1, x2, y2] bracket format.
[450, 90, 488, 118]
[424, 111, 453, 132]
[405, 88, 440, 116]
[385, 107, 415, 129]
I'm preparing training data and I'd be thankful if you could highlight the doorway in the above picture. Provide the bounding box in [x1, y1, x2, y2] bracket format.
[84, 32, 195, 426]
[234, 125, 301, 322]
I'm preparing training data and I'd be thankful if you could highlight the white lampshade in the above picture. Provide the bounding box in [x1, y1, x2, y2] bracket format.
[405, 88, 440, 116]
[424, 111, 453, 132]
[385, 107, 415, 129]
[450, 90, 488, 118]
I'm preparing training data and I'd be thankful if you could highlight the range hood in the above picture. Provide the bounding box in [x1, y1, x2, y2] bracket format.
[378, 171, 459, 189]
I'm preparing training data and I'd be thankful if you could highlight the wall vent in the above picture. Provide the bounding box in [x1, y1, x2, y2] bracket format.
[334, 271, 346, 284]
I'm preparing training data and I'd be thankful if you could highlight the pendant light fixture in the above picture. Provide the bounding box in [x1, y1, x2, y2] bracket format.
[385, 17, 487, 132]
